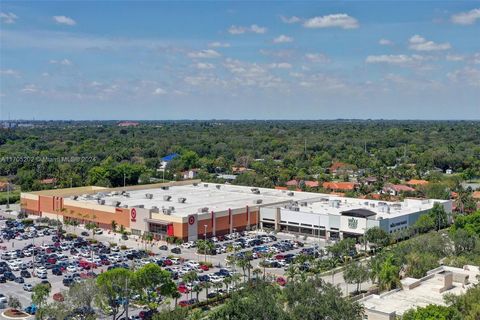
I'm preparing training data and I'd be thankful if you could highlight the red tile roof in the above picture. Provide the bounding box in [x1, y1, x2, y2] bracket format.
[40, 178, 57, 184]
[406, 179, 429, 186]
[275, 186, 288, 190]
[286, 179, 298, 186]
[387, 184, 415, 192]
[304, 181, 319, 188]
[473, 191, 480, 200]
[329, 162, 352, 172]
[322, 181, 356, 191]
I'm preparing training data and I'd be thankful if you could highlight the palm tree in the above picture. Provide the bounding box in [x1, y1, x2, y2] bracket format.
[202, 281, 211, 301]
[193, 284, 202, 302]
[214, 282, 222, 294]
[183, 271, 198, 300]
[231, 273, 241, 291]
[171, 290, 181, 307]
[261, 252, 274, 280]
[378, 256, 400, 291]
[111, 220, 118, 232]
[253, 268, 262, 283]
[223, 276, 232, 293]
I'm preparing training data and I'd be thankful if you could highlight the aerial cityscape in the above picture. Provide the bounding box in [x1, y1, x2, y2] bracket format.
[0, 1, 480, 320]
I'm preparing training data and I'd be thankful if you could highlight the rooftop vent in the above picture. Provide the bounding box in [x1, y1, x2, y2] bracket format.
[97, 199, 105, 205]
[178, 197, 187, 204]
[161, 186, 169, 190]
[122, 205, 128, 208]
[292, 206, 300, 212]
[145, 193, 153, 199]
[72, 196, 78, 200]
[251, 188, 260, 194]
[114, 201, 121, 207]
[287, 192, 294, 196]
[254, 199, 263, 204]
[216, 185, 221, 189]
[163, 195, 172, 201]
[198, 207, 209, 213]
[134, 204, 144, 209]
[300, 201, 308, 207]
[204, 184, 209, 187]
[162, 208, 171, 215]
[193, 182, 198, 186]
[150, 206, 159, 213]
[168, 206, 175, 212]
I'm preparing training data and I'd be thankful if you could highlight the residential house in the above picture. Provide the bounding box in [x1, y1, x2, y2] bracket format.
[232, 166, 248, 174]
[182, 169, 199, 180]
[383, 184, 415, 196]
[40, 178, 57, 185]
[406, 179, 429, 187]
[322, 181, 357, 192]
[0, 181, 13, 192]
[329, 162, 356, 175]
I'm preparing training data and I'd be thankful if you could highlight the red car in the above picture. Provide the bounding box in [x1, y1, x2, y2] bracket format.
[199, 264, 209, 271]
[275, 254, 285, 261]
[179, 300, 189, 307]
[177, 283, 189, 294]
[276, 277, 287, 286]
[47, 257, 57, 264]
[163, 259, 172, 266]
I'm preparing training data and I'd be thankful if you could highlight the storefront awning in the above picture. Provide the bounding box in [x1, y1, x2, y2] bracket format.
[144, 218, 172, 225]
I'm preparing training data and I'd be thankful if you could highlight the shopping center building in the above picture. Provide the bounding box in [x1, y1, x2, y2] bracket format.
[20, 180, 452, 241]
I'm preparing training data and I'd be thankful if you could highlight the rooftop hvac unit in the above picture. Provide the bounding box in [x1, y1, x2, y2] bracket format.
[121, 190, 126, 195]
[193, 182, 198, 186]
[145, 193, 153, 199]
[292, 207, 300, 212]
[135, 205, 144, 209]
[204, 184, 209, 187]
[161, 186, 169, 190]
[97, 199, 105, 205]
[300, 201, 308, 207]
[163, 195, 172, 201]
[122, 205, 128, 208]
[254, 199, 263, 204]
[169, 206, 175, 212]
[113, 191, 120, 196]
[216, 185, 221, 189]
[123, 193, 130, 198]
[287, 192, 294, 196]
[72, 196, 78, 200]
[163, 208, 171, 215]
[150, 206, 159, 213]
[178, 197, 187, 204]
[114, 201, 121, 207]
[198, 207, 209, 213]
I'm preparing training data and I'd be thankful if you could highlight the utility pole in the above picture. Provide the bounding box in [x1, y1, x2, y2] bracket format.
[125, 276, 129, 319]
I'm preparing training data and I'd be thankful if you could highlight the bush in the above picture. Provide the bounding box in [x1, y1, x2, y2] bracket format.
[87, 238, 98, 244]
[109, 242, 117, 247]
[21, 219, 34, 225]
[66, 233, 77, 238]
[8, 295, 22, 309]
[120, 245, 128, 250]
[199, 261, 213, 268]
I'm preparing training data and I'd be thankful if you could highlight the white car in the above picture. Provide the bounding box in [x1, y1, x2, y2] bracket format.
[23, 283, 33, 292]
[181, 241, 196, 249]
[35, 267, 47, 274]
[66, 265, 77, 273]
[209, 275, 223, 283]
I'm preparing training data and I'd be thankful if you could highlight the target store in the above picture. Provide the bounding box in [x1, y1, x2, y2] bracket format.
[20, 180, 315, 241]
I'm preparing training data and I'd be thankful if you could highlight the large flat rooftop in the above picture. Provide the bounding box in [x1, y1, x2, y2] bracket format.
[284, 196, 448, 219]
[70, 183, 318, 217]
[360, 265, 480, 316]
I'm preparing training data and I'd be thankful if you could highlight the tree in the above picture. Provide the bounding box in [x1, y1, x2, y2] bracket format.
[413, 214, 436, 234]
[153, 307, 189, 320]
[378, 255, 400, 291]
[405, 251, 439, 278]
[450, 228, 478, 256]
[429, 203, 449, 231]
[67, 278, 98, 312]
[111, 220, 118, 232]
[8, 295, 22, 309]
[182, 271, 198, 300]
[133, 263, 176, 311]
[343, 261, 370, 294]
[170, 291, 182, 308]
[31, 283, 51, 320]
[365, 227, 391, 250]
[402, 304, 461, 320]
[96, 267, 134, 320]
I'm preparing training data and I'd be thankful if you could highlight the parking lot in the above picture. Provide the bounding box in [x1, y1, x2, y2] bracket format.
[0, 207, 330, 319]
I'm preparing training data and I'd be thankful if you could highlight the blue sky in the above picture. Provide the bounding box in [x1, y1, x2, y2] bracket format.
[0, 1, 479, 120]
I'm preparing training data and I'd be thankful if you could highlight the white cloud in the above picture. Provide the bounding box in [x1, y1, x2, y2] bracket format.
[152, 88, 167, 95]
[250, 24, 267, 34]
[305, 53, 330, 63]
[446, 54, 464, 62]
[303, 14, 359, 29]
[366, 54, 426, 65]
[280, 15, 301, 24]
[208, 42, 230, 48]
[447, 67, 480, 87]
[21, 84, 39, 93]
[0, 12, 18, 24]
[187, 49, 221, 59]
[0, 69, 20, 77]
[408, 35, 451, 51]
[53, 15, 76, 26]
[196, 62, 215, 70]
[379, 38, 393, 46]
[228, 24, 267, 35]
[473, 53, 480, 64]
[268, 63, 292, 69]
[49, 58, 72, 65]
[273, 35, 293, 44]
[451, 8, 480, 25]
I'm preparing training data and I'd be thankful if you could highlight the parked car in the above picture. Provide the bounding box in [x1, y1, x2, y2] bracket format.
[23, 283, 33, 291]
[171, 247, 181, 254]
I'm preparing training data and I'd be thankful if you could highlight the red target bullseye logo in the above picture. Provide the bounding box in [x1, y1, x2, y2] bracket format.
[131, 208, 137, 222]
[188, 215, 195, 225]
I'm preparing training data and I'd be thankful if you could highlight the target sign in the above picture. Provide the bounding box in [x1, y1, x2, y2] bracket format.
[188, 215, 195, 225]
[131, 208, 137, 222]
